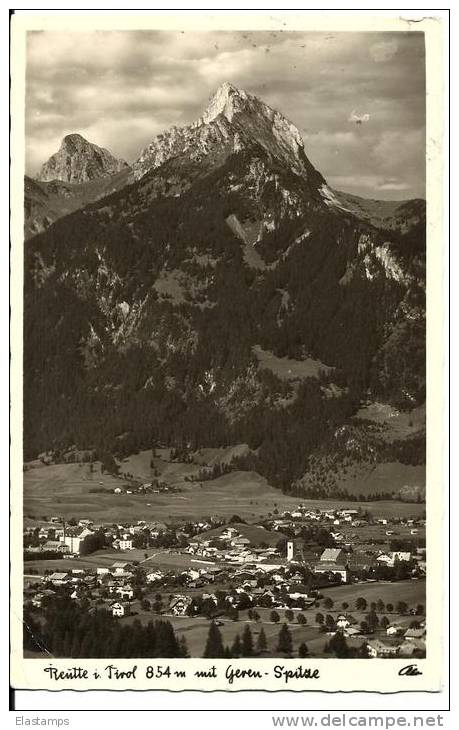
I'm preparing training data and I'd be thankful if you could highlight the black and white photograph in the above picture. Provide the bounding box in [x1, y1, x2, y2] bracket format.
[9, 12, 446, 697]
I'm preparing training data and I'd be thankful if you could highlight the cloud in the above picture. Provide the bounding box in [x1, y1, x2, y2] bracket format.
[25, 30, 426, 199]
[376, 178, 410, 191]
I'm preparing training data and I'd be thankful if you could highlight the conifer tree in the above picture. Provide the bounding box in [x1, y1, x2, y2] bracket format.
[241, 625, 254, 657]
[79, 629, 94, 657]
[63, 630, 72, 657]
[203, 622, 225, 658]
[231, 633, 242, 658]
[277, 623, 293, 655]
[179, 635, 189, 658]
[70, 633, 81, 658]
[144, 621, 157, 657]
[256, 627, 268, 654]
[298, 641, 309, 658]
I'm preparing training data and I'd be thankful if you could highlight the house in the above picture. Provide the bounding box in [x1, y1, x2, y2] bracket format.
[366, 639, 399, 658]
[348, 554, 376, 572]
[386, 624, 404, 636]
[42, 540, 69, 553]
[119, 537, 134, 551]
[146, 570, 164, 584]
[404, 627, 426, 641]
[314, 562, 348, 583]
[320, 548, 347, 564]
[343, 627, 361, 638]
[45, 573, 70, 586]
[112, 561, 129, 573]
[62, 527, 92, 554]
[97, 567, 110, 576]
[398, 639, 426, 657]
[336, 614, 354, 629]
[46, 572, 70, 585]
[391, 551, 412, 563]
[169, 595, 193, 616]
[116, 585, 134, 600]
[110, 601, 131, 618]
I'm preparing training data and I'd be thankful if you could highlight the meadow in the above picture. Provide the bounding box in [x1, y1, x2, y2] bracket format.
[319, 578, 426, 607]
[121, 578, 425, 658]
[23, 455, 426, 527]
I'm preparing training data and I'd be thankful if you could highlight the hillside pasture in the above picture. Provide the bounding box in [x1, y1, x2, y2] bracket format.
[252, 345, 331, 381]
[353, 402, 426, 441]
[23, 459, 427, 526]
[335, 461, 425, 498]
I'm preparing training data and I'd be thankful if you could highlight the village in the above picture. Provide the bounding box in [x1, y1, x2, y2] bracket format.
[23, 503, 427, 659]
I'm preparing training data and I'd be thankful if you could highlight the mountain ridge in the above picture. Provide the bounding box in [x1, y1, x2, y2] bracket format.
[23, 84, 425, 498]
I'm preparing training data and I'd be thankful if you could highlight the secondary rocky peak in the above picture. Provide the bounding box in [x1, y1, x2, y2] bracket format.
[38, 134, 129, 184]
[63, 132, 86, 143]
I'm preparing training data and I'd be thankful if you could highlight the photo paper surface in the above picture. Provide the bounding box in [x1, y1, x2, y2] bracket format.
[10, 12, 445, 693]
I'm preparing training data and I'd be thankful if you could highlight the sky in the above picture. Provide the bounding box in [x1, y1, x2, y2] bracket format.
[25, 30, 426, 199]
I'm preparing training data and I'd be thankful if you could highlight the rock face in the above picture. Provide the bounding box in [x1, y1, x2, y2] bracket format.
[132, 81, 324, 185]
[37, 134, 129, 184]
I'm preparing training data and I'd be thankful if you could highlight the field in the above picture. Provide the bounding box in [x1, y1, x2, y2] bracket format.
[196, 522, 287, 546]
[335, 461, 425, 498]
[119, 608, 351, 658]
[119, 578, 425, 657]
[335, 521, 425, 551]
[353, 402, 426, 441]
[319, 579, 426, 608]
[252, 345, 331, 381]
[23, 456, 427, 526]
[165, 616, 331, 657]
[24, 547, 221, 576]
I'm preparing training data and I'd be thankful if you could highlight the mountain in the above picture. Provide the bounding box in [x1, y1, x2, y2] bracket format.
[23, 83, 425, 497]
[133, 81, 324, 186]
[327, 189, 426, 234]
[37, 133, 129, 184]
[24, 168, 131, 239]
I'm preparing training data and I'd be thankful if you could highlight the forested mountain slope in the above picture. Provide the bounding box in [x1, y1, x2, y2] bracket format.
[24, 84, 425, 494]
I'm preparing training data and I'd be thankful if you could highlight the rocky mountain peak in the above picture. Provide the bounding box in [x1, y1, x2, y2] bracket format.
[133, 83, 322, 183]
[198, 81, 250, 124]
[37, 134, 129, 184]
